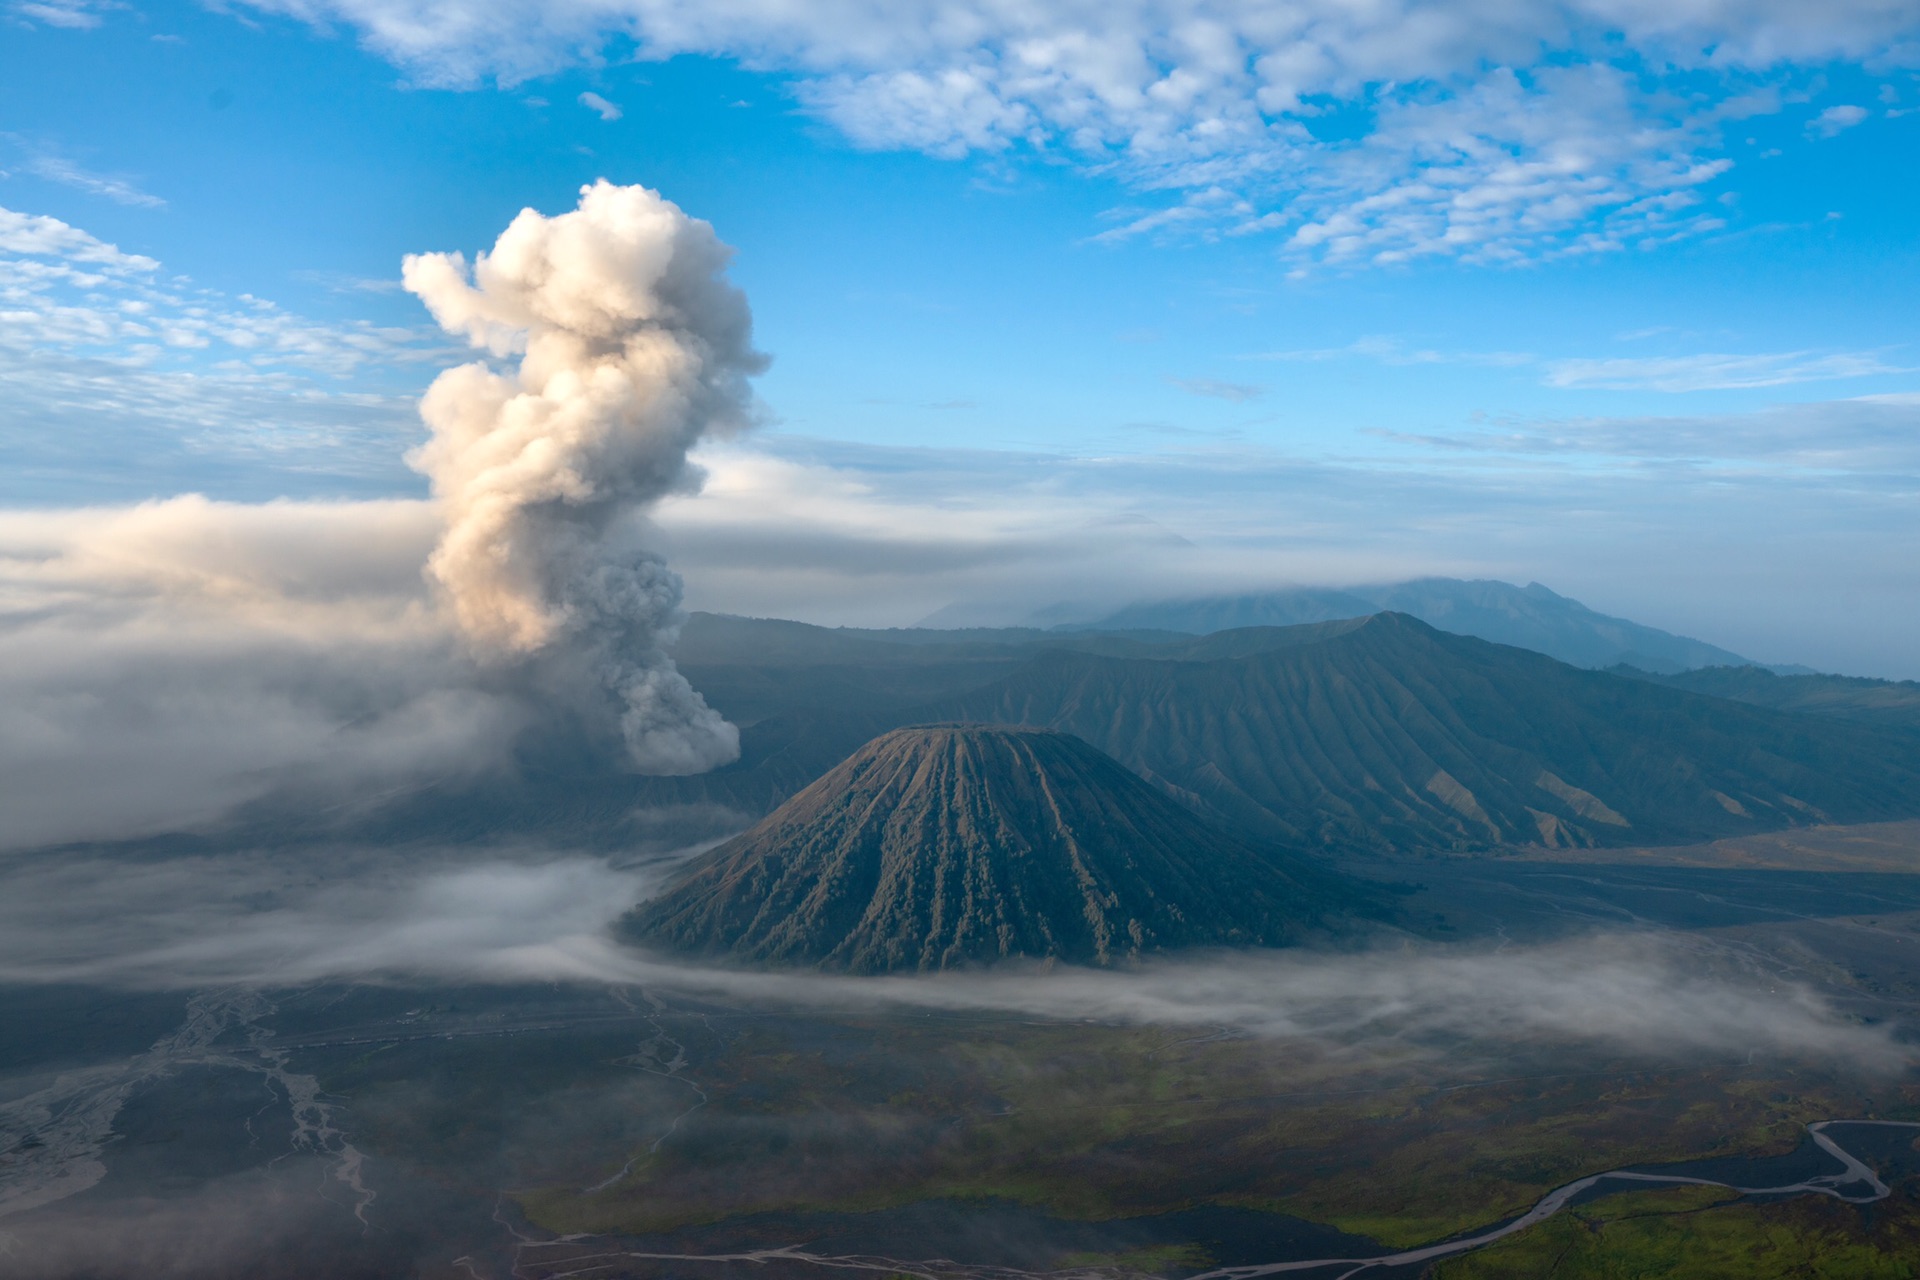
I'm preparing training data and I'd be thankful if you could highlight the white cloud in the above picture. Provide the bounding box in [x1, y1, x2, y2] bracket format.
[0, 205, 155, 269]
[1278, 64, 1738, 266]
[1808, 103, 1871, 137]
[1545, 349, 1906, 391]
[578, 89, 623, 120]
[231, 0, 1920, 266]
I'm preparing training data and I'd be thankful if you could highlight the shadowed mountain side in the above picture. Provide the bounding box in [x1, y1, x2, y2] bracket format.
[244, 622, 1385, 849]
[929, 614, 1920, 854]
[1614, 665, 1920, 734]
[624, 725, 1373, 972]
[180, 614, 1920, 859]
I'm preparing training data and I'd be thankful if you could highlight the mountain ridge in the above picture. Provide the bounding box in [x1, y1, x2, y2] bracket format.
[929, 612, 1920, 853]
[1066, 578, 1755, 673]
[190, 612, 1920, 860]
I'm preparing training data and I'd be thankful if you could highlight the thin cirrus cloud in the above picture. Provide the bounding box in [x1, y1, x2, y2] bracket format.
[1248, 334, 1909, 392]
[20, 152, 166, 209]
[1544, 350, 1909, 392]
[225, 0, 1920, 267]
[1250, 335, 1533, 368]
[1376, 395, 1920, 468]
[1168, 375, 1264, 402]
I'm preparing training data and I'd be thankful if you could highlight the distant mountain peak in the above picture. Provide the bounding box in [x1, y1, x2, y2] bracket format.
[1070, 577, 1753, 673]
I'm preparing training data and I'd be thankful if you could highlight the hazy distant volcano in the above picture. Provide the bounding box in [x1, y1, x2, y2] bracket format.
[625, 724, 1369, 972]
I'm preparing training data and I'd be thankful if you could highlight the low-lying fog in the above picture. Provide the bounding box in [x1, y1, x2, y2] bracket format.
[0, 841, 1903, 1073]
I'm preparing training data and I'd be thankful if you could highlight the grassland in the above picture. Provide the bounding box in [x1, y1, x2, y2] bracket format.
[473, 1011, 1918, 1251]
[1432, 1182, 1920, 1278]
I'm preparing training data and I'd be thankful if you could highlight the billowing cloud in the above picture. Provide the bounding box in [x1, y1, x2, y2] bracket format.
[234, 0, 1920, 265]
[403, 181, 765, 774]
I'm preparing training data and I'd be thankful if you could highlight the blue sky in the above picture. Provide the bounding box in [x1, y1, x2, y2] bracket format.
[3, 0, 1919, 672]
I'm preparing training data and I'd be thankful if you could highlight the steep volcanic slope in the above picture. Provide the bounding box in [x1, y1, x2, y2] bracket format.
[626, 725, 1369, 972]
[935, 613, 1920, 852]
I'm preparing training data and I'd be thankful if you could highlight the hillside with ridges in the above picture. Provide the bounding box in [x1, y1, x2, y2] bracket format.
[934, 613, 1920, 853]
[625, 725, 1370, 972]
[218, 613, 1920, 856]
[1614, 664, 1920, 734]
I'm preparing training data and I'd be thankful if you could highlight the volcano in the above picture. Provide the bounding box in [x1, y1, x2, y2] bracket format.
[624, 724, 1371, 972]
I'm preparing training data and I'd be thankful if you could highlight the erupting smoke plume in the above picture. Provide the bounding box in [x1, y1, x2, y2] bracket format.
[403, 181, 763, 774]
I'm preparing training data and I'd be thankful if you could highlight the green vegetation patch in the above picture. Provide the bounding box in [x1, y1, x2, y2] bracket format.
[1053, 1243, 1214, 1275]
[1432, 1184, 1920, 1279]
[503, 1011, 1907, 1249]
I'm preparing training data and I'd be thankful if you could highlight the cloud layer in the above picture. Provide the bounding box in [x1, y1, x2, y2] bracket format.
[238, 0, 1920, 264]
[643, 412, 1920, 678]
[0, 382, 1914, 855]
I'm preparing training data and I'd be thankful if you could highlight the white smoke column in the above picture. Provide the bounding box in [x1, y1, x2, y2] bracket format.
[402, 181, 762, 774]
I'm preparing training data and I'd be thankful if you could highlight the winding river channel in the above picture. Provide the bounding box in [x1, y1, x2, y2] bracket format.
[511, 1119, 1920, 1280]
